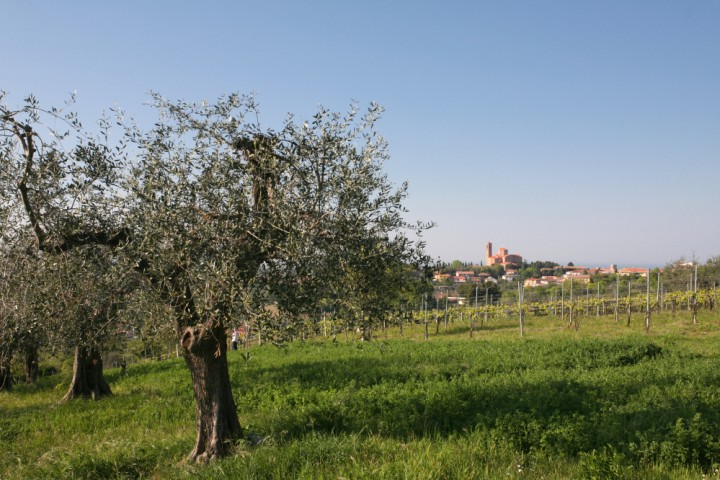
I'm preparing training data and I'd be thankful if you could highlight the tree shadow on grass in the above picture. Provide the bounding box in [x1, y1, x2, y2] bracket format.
[234, 348, 720, 464]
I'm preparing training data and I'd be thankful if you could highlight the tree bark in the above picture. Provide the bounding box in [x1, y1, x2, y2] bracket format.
[63, 346, 112, 400]
[24, 345, 39, 384]
[180, 323, 243, 463]
[0, 349, 12, 392]
[138, 265, 244, 462]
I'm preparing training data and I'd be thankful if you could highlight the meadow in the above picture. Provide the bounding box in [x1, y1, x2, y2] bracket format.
[2, 310, 720, 479]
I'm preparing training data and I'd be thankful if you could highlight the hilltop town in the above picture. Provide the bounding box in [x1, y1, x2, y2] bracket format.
[433, 242, 658, 303]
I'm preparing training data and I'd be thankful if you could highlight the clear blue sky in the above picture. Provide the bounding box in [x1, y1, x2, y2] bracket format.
[4, 1, 719, 268]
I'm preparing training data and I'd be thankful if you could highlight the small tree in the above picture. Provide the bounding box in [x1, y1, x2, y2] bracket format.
[0, 248, 29, 391]
[1, 93, 128, 398]
[49, 248, 124, 400]
[0, 231, 62, 390]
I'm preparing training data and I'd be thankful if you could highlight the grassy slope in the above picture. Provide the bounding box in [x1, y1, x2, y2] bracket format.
[2, 310, 720, 479]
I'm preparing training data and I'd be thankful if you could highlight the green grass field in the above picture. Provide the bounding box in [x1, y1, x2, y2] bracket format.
[3, 310, 720, 479]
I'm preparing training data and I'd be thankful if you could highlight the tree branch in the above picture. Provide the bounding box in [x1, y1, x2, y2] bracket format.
[11, 123, 47, 250]
[47, 228, 132, 254]
[3, 111, 131, 254]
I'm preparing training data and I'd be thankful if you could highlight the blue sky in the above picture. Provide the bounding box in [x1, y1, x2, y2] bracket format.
[3, 1, 719, 267]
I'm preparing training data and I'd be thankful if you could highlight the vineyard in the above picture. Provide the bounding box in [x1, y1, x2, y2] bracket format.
[266, 283, 720, 345]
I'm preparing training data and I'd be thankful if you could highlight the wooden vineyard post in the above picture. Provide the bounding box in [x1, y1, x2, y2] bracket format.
[423, 294, 429, 340]
[626, 280, 632, 327]
[692, 264, 698, 325]
[469, 286, 477, 337]
[645, 271, 651, 333]
[444, 294, 449, 329]
[483, 287, 488, 327]
[518, 281, 525, 337]
[614, 276, 619, 322]
[570, 278, 577, 330]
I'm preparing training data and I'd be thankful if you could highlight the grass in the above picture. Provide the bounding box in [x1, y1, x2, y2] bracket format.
[3, 310, 720, 479]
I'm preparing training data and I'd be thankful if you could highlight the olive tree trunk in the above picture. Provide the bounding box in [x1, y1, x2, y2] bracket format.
[24, 345, 39, 384]
[0, 349, 12, 392]
[63, 346, 112, 400]
[180, 323, 243, 463]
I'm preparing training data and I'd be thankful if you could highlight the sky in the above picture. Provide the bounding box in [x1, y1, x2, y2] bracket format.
[3, 0, 719, 268]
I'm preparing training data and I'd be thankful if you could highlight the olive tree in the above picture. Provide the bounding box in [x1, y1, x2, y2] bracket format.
[0, 244, 52, 390]
[1, 93, 128, 398]
[1, 92, 429, 461]
[0, 242, 124, 398]
[120, 93, 430, 461]
[0, 246, 32, 391]
[50, 247, 128, 400]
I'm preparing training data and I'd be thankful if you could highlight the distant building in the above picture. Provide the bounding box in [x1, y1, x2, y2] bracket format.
[524, 276, 563, 288]
[564, 265, 587, 271]
[618, 268, 649, 278]
[588, 265, 618, 276]
[455, 270, 475, 279]
[433, 273, 450, 283]
[486, 242, 523, 266]
[468, 273, 491, 284]
[503, 269, 518, 281]
[564, 270, 589, 278]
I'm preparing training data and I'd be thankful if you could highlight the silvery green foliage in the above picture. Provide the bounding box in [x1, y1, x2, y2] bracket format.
[1, 93, 130, 361]
[0, 92, 127, 253]
[1, 91, 431, 345]
[121, 93, 432, 335]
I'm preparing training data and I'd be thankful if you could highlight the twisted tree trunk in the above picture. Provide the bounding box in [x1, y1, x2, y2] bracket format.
[139, 264, 246, 462]
[180, 323, 242, 463]
[63, 346, 112, 400]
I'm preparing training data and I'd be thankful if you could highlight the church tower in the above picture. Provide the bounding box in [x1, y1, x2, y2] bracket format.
[485, 242, 493, 265]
